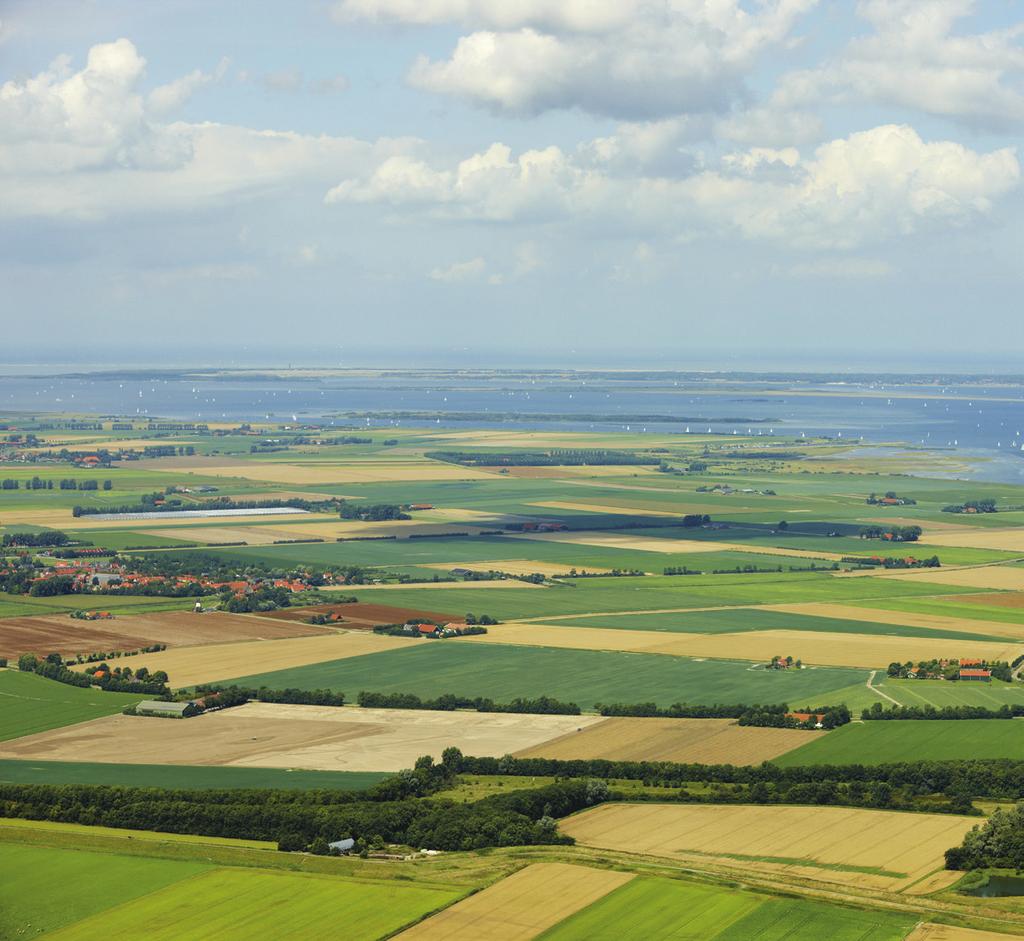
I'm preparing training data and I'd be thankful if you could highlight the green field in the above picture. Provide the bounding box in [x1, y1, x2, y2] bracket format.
[0, 670, 143, 742]
[226, 642, 869, 711]
[0, 842, 211, 939]
[775, 719, 1024, 767]
[878, 678, 1024, 709]
[0, 590, 192, 618]
[42, 867, 460, 941]
[0, 758, 389, 791]
[537, 876, 916, 941]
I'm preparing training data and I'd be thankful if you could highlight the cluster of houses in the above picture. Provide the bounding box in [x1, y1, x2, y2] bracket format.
[893, 658, 994, 681]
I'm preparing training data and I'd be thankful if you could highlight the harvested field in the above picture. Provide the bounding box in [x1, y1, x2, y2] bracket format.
[907, 927, 1024, 941]
[763, 602, 1024, 641]
[418, 560, 617, 577]
[0, 611, 328, 659]
[2, 508, 317, 531]
[560, 803, 977, 891]
[528, 501, 687, 517]
[878, 566, 1024, 591]
[488, 465, 657, 479]
[0, 704, 606, 772]
[395, 863, 633, 941]
[509, 531, 845, 561]
[514, 717, 820, 764]
[918, 528, 1024, 552]
[474, 623, 1024, 669]
[69, 631, 414, 687]
[261, 601, 459, 626]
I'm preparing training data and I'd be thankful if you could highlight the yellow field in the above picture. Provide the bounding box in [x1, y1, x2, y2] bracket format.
[0, 704, 605, 772]
[528, 501, 686, 517]
[508, 530, 844, 560]
[878, 566, 1024, 591]
[908, 926, 1024, 941]
[917, 528, 1024, 552]
[395, 863, 634, 941]
[560, 803, 977, 891]
[0, 508, 319, 531]
[151, 460, 495, 484]
[68, 631, 413, 687]
[514, 717, 820, 764]
[476, 623, 1023, 669]
[765, 602, 1024, 641]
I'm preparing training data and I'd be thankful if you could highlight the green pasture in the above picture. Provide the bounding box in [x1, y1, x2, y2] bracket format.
[874, 677, 1024, 710]
[549, 606, 1009, 643]
[43, 867, 461, 941]
[0, 758, 389, 790]
[0, 591, 192, 618]
[775, 718, 1024, 767]
[852, 596, 1024, 627]
[0, 670, 142, 742]
[0, 842, 210, 940]
[537, 875, 915, 941]
[225, 642, 869, 711]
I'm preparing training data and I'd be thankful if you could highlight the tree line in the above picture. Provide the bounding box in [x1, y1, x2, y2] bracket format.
[357, 691, 582, 715]
[863, 702, 1024, 721]
[195, 684, 346, 708]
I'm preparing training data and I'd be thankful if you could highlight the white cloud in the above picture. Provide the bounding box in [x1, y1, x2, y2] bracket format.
[327, 124, 1020, 249]
[338, 0, 817, 119]
[147, 58, 228, 114]
[428, 256, 487, 282]
[776, 0, 1024, 128]
[264, 68, 304, 92]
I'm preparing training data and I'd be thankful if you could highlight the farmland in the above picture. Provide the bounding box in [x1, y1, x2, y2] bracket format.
[537, 876, 918, 941]
[225, 641, 871, 711]
[0, 669, 143, 741]
[560, 803, 979, 890]
[774, 720, 1024, 767]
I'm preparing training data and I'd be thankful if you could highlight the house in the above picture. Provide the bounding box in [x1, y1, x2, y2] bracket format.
[450, 567, 473, 577]
[959, 658, 983, 668]
[418, 624, 442, 637]
[409, 504, 434, 511]
[328, 838, 355, 854]
[959, 669, 992, 682]
[786, 712, 825, 727]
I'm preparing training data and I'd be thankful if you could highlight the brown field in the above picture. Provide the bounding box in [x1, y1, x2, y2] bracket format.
[878, 566, 1024, 591]
[952, 592, 1024, 610]
[68, 631, 414, 687]
[917, 528, 1024, 552]
[514, 717, 820, 764]
[765, 602, 1024, 641]
[0, 704, 605, 772]
[418, 560, 618, 577]
[395, 863, 634, 941]
[908, 926, 1024, 941]
[261, 601, 459, 626]
[0, 611, 328, 659]
[475, 623, 1022, 669]
[508, 530, 844, 561]
[560, 803, 977, 891]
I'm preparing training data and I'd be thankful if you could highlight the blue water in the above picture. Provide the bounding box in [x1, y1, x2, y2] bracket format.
[1, 371, 1023, 483]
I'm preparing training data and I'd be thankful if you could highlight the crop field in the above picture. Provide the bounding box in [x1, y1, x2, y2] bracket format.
[537, 876, 917, 941]
[43, 867, 461, 941]
[876, 678, 1024, 709]
[774, 719, 1024, 767]
[0, 610, 332, 660]
[0, 842, 211, 939]
[73, 631, 415, 687]
[560, 803, 978, 890]
[0, 757, 388, 789]
[225, 641, 871, 711]
[879, 567, 1024, 591]
[0, 670, 143, 742]
[472, 622, 1024, 669]
[261, 601, 460, 625]
[907, 926, 1024, 941]
[515, 717, 821, 764]
[0, 590, 193, 620]
[0, 703, 606, 771]
[397, 863, 634, 941]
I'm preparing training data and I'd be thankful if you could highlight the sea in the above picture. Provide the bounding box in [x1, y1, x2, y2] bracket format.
[1, 369, 1023, 484]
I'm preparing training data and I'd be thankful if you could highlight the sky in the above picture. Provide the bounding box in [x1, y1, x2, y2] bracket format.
[2, 0, 1024, 370]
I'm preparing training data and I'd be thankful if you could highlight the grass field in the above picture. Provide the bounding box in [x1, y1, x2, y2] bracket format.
[225, 642, 870, 711]
[560, 802, 978, 890]
[43, 867, 461, 941]
[877, 678, 1024, 709]
[398, 863, 633, 941]
[0, 842, 211, 939]
[536, 876, 917, 941]
[0, 758, 389, 790]
[0, 669, 143, 742]
[775, 719, 1024, 767]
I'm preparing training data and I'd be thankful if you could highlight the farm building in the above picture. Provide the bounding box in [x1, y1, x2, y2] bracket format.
[959, 669, 992, 682]
[135, 700, 200, 718]
[328, 838, 355, 854]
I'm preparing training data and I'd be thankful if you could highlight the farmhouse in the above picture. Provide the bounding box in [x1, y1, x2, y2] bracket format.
[786, 712, 826, 728]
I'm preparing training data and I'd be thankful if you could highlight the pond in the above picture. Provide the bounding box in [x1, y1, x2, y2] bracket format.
[963, 874, 1024, 898]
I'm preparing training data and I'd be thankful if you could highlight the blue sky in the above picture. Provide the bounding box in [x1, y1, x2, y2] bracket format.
[2, 0, 1023, 369]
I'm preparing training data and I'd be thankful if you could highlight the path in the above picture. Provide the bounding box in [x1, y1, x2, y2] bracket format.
[866, 670, 902, 706]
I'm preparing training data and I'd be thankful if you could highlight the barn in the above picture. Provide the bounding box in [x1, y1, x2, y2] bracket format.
[135, 700, 200, 718]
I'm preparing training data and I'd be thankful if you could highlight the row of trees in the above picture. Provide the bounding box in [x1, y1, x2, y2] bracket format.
[339, 502, 410, 521]
[863, 702, 1024, 721]
[943, 499, 997, 513]
[195, 684, 346, 708]
[859, 525, 921, 541]
[357, 691, 582, 715]
[18, 653, 169, 695]
[2, 531, 71, 547]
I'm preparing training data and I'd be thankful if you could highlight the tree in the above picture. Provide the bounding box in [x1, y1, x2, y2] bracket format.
[777, 520, 789, 531]
[18, 653, 38, 672]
